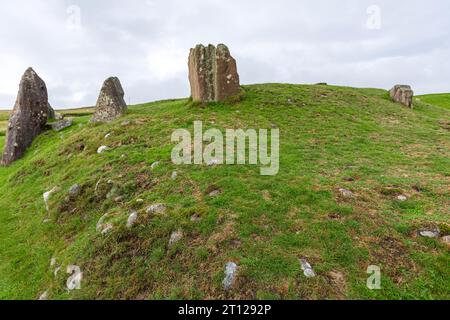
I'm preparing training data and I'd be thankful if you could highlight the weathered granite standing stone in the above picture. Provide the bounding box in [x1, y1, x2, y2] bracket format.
[389, 85, 414, 108]
[1, 68, 49, 166]
[91, 77, 127, 123]
[188, 44, 240, 103]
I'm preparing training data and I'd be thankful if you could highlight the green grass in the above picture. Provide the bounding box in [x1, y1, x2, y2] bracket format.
[417, 93, 450, 110]
[0, 111, 9, 136]
[0, 84, 449, 300]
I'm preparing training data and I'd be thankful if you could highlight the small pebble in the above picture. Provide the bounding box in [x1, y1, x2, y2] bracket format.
[97, 146, 109, 154]
[151, 161, 160, 170]
[300, 259, 316, 278]
[419, 230, 440, 238]
[146, 204, 166, 214]
[168, 230, 183, 247]
[126, 211, 138, 229]
[223, 262, 238, 291]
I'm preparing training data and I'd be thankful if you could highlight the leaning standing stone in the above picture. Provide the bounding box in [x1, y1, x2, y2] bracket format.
[389, 85, 414, 108]
[1, 68, 49, 166]
[91, 77, 127, 123]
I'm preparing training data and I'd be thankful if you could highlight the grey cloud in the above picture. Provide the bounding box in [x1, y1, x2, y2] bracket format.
[0, 0, 449, 109]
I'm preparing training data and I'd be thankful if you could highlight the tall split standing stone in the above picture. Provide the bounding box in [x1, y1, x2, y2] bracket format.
[188, 44, 241, 103]
[91, 77, 127, 123]
[389, 85, 414, 108]
[1, 68, 49, 166]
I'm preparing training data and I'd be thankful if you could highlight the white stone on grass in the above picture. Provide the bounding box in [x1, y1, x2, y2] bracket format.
[38, 291, 49, 300]
[43, 187, 61, 211]
[66, 265, 83, 291]
[338, 188, 355, 198]
[127, 211, 138, 229]
[97, 146, 109, 154]
[419, 230, 440, 239]
[300, 259, 316, 278]
[168, 230, 183, 247]
[223, 262, 238, 291]
[151, 161, 160, 170]
[146, 204, 166, 214]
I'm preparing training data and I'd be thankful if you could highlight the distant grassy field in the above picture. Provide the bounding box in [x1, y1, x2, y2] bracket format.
[0, 111, 10, 136]
[0, 84, 448, 300]
[417, 93, 450, 110]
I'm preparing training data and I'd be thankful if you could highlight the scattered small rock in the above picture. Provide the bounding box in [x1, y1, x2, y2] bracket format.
[96, 213, 109, 232]
[146, 204, 166, 214]
[397, 195, 408, 202]
[441, 235, 450, 246]
[338, 188, 355, 198]
[104, 133, 112, 139]
[66, 265, 83, 291]
[114, 196, 124, 203]
[151, 161, 160, 170]
[126, 211, 138, 229]
[68, 184, 81, 197]
[101, 224, 113, 236]
[328, 271, 346, 292]
[54, 266, 61, 277]
[419, 230, 440, 239]
[97, 146, 109, 154]
[121, 120, 131, 126]
[171, 171, 178, 180]
[229, 239, 242, 248]
[209, 189, 222, 197]
[106, 185, 119, 199]
[223, 262, 238, 291]
[50, 258, 57, 268]
[50, 118, 73, 132]
[168, 230, 183, 247]
[43, 187, 61, 211]
[300, 259, 316, 278]
[38, 291, 49, 300]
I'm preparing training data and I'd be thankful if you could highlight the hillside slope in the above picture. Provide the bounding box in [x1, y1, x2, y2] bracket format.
[0, 84, 449, 300]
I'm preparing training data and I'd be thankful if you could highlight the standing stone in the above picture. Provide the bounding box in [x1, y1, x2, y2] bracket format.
[1, 68, 49, 166]
[188, 44, 240, 103]
[389, 85, 414, 108]
[91, 77, 127, 123]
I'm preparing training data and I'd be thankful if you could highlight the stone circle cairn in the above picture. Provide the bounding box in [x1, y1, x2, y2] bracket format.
[188, 44, 241, 103]
[91, 77, 127, 123]
[1, 68, 49, 166]
[389, 85, 414, 108]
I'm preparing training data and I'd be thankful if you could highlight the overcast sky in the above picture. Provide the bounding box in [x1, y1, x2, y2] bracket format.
[0, 0, 449, 109]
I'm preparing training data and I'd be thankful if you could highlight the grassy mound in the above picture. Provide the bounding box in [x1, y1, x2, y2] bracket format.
[0, 84, 448, 300]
